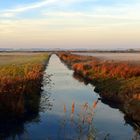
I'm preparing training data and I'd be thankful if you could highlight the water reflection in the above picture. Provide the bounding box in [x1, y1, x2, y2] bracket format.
[0, 54, 140, 139]
[40, 74, 53, 112]
[0, 73, 52, 139]
[0, 93, 40, 139]
[42, 55, 140, 140]
[73, 72, 140, 138]
[59, 101, 98, 140]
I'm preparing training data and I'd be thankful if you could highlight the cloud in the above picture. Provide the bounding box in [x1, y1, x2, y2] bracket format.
[0, 0, 140, 49]
[0, 13, 15, 18]
[1, 0, 140, 20]
[40, 0, 140, 22]
[43, 11, 140, 21]
[0, 0, 58, 18]
[6, 0, 57, 13]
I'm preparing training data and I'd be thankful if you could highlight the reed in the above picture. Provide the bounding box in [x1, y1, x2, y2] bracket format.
[59, 53, 140, 79]
[58, 53, 140, 102]
[0, 53, 49, 94]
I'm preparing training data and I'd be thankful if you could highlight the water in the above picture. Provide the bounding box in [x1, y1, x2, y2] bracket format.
[0, 54, 139, 140]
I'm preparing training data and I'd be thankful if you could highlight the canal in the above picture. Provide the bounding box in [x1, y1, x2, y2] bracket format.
[1, 54, 139, 140]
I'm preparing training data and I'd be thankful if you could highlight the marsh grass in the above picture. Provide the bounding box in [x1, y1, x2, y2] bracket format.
[0, 53, 50, 138]
[58, 53, 140, 122]
[0, 53, 49, 94]
[60, 101, 98, 140]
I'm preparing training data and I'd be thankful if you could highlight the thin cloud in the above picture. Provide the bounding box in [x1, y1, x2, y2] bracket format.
[43, 10, 140, 21]
[0, 0, 58, 17]
[0, 13, 15, 18]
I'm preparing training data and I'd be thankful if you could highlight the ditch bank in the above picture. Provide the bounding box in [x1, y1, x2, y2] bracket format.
[0, 53, 51, 120]
[58, 52, 140, 122]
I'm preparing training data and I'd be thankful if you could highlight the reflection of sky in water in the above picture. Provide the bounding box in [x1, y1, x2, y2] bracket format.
[24, 54, 135, 140]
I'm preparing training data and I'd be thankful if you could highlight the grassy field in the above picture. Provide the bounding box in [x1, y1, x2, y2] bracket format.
[0, 52, 47, 66]
[0, 52, 50, 94]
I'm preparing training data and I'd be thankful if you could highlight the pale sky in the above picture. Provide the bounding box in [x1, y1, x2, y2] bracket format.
[0, 0, 140, 49]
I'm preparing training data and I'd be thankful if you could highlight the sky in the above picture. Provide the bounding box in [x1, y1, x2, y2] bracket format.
[0, 0, 140, 49]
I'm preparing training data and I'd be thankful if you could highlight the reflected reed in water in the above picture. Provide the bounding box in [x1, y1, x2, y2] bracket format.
[57, 100, 101, 140]
[0, 53, 51, 139]
[73, 72, 140, 139]
[0, 87, 41, 139]
[0, 75, 53, 139]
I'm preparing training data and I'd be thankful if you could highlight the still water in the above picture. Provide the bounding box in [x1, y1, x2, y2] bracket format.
[0, 55, 139, 140]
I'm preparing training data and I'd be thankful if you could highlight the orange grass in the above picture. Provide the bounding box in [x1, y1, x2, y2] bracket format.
[73, 61, 140, 79]
[0, 53, 49, 94]
[59, 52, 140, 122]
[59, 53, 140, 79]
[58, 53, 140, 101]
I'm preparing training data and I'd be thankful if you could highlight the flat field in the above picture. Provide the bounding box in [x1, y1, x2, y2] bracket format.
[73, 52, 140, 64]
[0, 52, 47, 66]
[0, 52, 49, 94]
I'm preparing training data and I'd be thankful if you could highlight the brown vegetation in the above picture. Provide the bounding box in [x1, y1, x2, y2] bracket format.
[0, 53, 50, 139]
[0, 53, 49, 95]
[59, 53, 140, 79]
[58, 52, 140, 121]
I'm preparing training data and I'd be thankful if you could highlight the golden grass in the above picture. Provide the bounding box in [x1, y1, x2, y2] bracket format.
[0, 53, 49, 94]
[58, 53, 140, 101]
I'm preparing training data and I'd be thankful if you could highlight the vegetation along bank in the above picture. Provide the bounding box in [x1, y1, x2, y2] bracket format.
[0, 53, 50, 119]
[58, 52, 140, 122]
